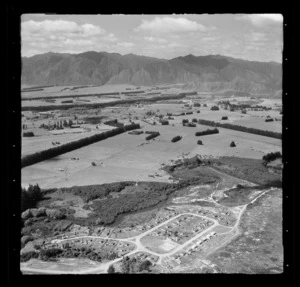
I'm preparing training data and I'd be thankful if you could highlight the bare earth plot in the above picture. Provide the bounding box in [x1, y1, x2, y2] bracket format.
[21, 258, 101, 273]
[206, 188, 283, 273]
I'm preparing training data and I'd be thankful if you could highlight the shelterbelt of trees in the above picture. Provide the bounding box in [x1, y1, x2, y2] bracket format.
[22, 92, 121, 101]
[21, 93, 187, 112]
[21, 123, 140, 168]
[197, 119, 281, 139]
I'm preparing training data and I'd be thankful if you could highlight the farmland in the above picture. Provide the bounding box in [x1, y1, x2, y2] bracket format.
[20, 84, 282, 274]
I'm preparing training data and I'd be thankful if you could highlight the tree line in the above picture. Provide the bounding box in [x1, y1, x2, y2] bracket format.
[195, 128, 219, 136]
[145, 132, 160, 140]
[21, 184, 43, 212]
[21, 123, 140, 168]
[21, 93, 187, 112]
[197, 119, 281, 139]
[262, 151, 282, 164]
[22, 91, 120, 101]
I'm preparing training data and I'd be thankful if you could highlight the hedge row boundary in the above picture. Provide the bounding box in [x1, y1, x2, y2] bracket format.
[22, 93, 187, 112]
[197, 119, 281, 139]
[21, 123, 140, 168]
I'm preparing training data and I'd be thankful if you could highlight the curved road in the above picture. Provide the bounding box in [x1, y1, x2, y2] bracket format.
[21, 187, 276, 274]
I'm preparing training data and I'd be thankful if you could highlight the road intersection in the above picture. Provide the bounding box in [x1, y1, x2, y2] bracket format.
[21, 181, 275, 274]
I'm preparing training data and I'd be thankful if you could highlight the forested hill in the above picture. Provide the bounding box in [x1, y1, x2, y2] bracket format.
[22, 51, 282, 96]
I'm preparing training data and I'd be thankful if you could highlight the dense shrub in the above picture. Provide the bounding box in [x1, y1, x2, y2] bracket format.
[194, 103, 201, 107]
[262, 152, 282, 163]
[90, 182, 181, 225]
[197, 140, 203, 145]
[171, 136, 182, 143]
[104, 119, 124, 128]
[138, 260, 152, 272]
[21, 123, 140, 168]
[187, 123, 196, 127]
[107, 265, 115, 273]
[61, 181, 135, 203]
[145, 132, 160, 140]
[128, 130, 143, 135]
[211, 106, 219, 111]
[195, 128, 219, 136]
[82, 116, 106, 124]
[161, 120, 169, 125]
[265, 118, 274, 122]
[192, 118, 198, 123]
[21, 184, 43, 212]
[61, 100, 73, 103]
[221, 116, 228, 120]
[206, 156, 281, 186]
[182, 119, 189, 125]
[186, 111, 193, 115]
[197, 119, 281, 139]
[20, 251, 39, 262]
[230, 141, 236, 147]
[40, 248, 63, 258]
[23, 132, 34, 137]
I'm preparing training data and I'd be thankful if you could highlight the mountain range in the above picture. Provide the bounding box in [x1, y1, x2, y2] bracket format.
[21, 51, 282, 96]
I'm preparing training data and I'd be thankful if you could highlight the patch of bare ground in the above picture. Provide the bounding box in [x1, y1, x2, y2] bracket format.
[207, 188, 283, 273]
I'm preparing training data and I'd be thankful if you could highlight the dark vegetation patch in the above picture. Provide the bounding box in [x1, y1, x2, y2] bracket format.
[216, 185, 265, 207]
[22, 93, 186, 112]
[21, 123, 140, 168]
[119, 256, 152, 273]
[21, 184, 43, 212]
[205, 157, 282, 186]
[59, 182, 135, 203]
[73, 182, 184, 225]
[197, 119, 281, 139]
[262, 151, 282, 165]
[82, 116, 107, 124]
[171, 135, 182, 142]
[23, 131, 35, 137]
[195, 128, 219, 136]
[145, 132, 160, 140]
[21, 246, 119, 263]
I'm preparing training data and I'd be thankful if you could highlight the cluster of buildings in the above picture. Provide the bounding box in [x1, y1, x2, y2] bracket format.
[44, 237, 135, 259]
[149, 215, 214, 244]
[171, 231, 217, 264]
[174, 206, 236, 227]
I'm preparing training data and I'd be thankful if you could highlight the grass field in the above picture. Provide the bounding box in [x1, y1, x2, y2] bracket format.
[140, 235, 179, 254]
[22, 117, 281, 189]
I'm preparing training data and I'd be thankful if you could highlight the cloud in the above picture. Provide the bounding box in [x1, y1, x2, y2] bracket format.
[236, 14, 283, 26]
[21, 19, 118, 56]
[116, 42, 135, 48]
[144, 36, 168, 44]
[249, 32, 267, 42]
[22, 20, 106, 36]
[135, 17, 211, 34]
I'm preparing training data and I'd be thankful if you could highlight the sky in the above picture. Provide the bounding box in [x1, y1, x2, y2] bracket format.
[21, 14, 283, 63]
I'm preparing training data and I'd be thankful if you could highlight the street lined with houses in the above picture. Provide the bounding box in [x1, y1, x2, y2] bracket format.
[21, 186, 274, 274]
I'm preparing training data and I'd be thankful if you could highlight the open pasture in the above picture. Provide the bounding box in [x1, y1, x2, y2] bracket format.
[22, 115, 281, 189]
